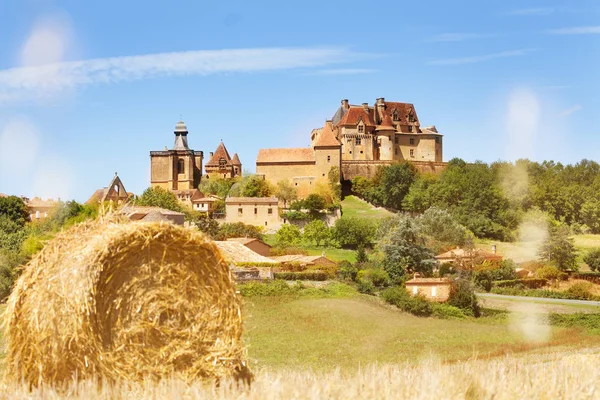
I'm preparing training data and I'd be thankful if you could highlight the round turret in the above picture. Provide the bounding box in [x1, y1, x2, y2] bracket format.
[174, 120, 188, 133]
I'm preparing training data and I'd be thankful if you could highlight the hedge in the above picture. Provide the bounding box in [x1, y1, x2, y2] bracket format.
[572, 272, 600, 284]
[493, 278, 547, 289]
[273, 271, 328, 281]
[234, 262, 281, 269]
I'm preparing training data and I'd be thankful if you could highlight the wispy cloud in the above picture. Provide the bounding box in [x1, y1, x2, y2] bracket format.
[304, 68, 376, 76]
[558, 105, 582, 117]
[0, 47, 361, 104]
[426, 33, 493, 42]
[506, 7, 555, 16]
[546, 26, 600, 35]
[426, 48, 536, 66]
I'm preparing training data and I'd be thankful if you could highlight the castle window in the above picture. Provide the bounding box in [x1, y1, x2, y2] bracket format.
[358, 125, 364, 133]
[408, 113, 415, 123]
[410, 149, 414, 157]
[355, 137, 361, 145]
[238, 208, 243, 215]
[254, 208, 258, 215]
[327, 155, 331, 163]
[408, 126, 413, 133]
[410, 138, 414, 145]
[177, 159, 185, 174]
[268, 208, 273, 214]
[436, 137, 440, 144]
[393, 111, 399, 121]
[219, 158, 226, 166]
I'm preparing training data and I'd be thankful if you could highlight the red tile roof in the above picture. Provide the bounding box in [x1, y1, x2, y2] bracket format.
[336, 106, 375, 126]
[231, 153, 242, 165]
[384, 101, 419, 125]
[256, 148, 315, 164]
[406, 277, 453, 285]
[313, 121, 341, 147]
[206, 142, 233, 166]
[226, 197, 279, 204]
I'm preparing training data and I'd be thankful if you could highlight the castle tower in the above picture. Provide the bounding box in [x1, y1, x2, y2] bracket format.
[150, 120, 203, 190]
[204, 141, 242, 179]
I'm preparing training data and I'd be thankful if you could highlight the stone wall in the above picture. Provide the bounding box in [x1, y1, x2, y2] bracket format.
[341, 160, 447, 180]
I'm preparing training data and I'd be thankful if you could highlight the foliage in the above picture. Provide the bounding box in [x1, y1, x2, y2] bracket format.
[215, 222, 263, 241]
[194, 216, 220, 238]
[355, 246, 368, 264]
[583, 248, 600, 272]
[276, 224, 302, 246]
[572, 272, 600, 284]
[134, 187, 184, 212]
[304, 193, 326, 217]
[281, 210, 311, 221]
[534, 265, 562, 281]
[331, 217, 377, 249]
[328, 166, 342, 201]
[231, 175, 273, 198]
[235, 262, 284, 269]
[491, 286, 600, 301]
[539, 225, 578, 271]
[0, 249, 26, 301]
[351, 162, 417, 210]
[488, 260, 518, 281]
[565, 281, 596, 300]
[273, 271, 328, 281]
[381, 287, 432, 317]
[302, 220, 331, 246]
[447, 279, 480, 317]
[492, 278, 548, 289]
[430, 303, 467, 319]
[580, 199, 600, 233]
[356, 268, 390, 287]
[270, 246, 308, 256]
[275, 180, 298, 208]
[0, 195, 29, 229]
[416, 207, 471, 253]
[356, 279, 376, 295]
[199, 178, 236, 198]
[338, 260, 358, 281]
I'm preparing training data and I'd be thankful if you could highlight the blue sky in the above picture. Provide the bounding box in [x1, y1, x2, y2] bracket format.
[0, 0, 598, 202]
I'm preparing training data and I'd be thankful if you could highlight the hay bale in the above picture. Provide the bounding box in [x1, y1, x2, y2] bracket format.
[3, 220, 251, 386]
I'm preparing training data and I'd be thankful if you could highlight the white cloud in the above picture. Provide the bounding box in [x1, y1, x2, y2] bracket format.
[546, 26, 600, 35]
[506, 7, 555, 16]
[0, 47, 361, 104]
[506, 88, 541, 159]
[426, 48, 536, 66]
[426, 33, 491, 42]
[304, 68, 376, 76]
[557, 104, 582, 117]
[20, 14, 72, 67]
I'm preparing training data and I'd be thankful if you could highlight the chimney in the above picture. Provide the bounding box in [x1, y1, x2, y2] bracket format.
[341, 99, 349, 109]
[362, 102, 369, 112]
[210, 152, 214, 157]
[491, 244, 497, 254]
[376, 97, 385, 105]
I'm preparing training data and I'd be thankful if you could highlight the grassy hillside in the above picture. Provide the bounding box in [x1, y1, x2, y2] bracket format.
[243, 292, 600, 370]
[340, 195, 394, 219]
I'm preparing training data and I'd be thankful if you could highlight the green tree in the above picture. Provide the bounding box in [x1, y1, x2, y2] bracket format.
[275, 180, 298, 208]
[448, 279, 480, 317]
[304, 193, 326, 218]
[416, 207, 470, 253]
[328, 166, 342, 201]
[580, 199, 600, 233]
[199, 178, 236, 198]
[276, 224, 302, 246]
[539, 225, 578, 271]
[302, 220, 331, 246]
[0, 196, 29, 230]
[331, 217, 376, 249]
[195, 215, 220, 238]
[583, 248, 600, 272]
[215, 222, 263, 241]
[135, 187, 184, 212]
[240, 175, 273, 197]
[377, 162, 418, 209]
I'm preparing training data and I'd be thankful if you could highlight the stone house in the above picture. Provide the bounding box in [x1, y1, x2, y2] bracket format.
[120, 205, 185, 225]
[405, 277, 453, 302]
[269, 254, 336, 268]
[226, 237, 272, 257]
[86, 173, 132, 205]
[192, 194, 220, 214]
[225, 197, 281, 230]
[26, 197, 57, 221]
[204, 141, 242, 179]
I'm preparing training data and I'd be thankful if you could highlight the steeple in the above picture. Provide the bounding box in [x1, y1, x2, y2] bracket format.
[173, 120, 190, 150]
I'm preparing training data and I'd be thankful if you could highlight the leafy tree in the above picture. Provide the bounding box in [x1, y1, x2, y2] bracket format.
[401, 173, 438, 213]
[304, 193, 326, 216]
[195, 215, 220, 238]
[0, 249, 25, 301]
[302, 220, 330, 246]
[199, 178, 236, 198]
[0, 196, 29, 230]
[534, 265, 561, 280]
[275, 180, 298, 208]
[539, 225, 578, 271]
[377, 162, 418, 209]
[580, 199, 600, 234]
[351, 176, 374, 199]
[355, 246, 368, 263]
[331, 217, 376, 249]
[276, 224, 302, 246]
[583, 248, 600, 272]
[215, 222, 263, 241]
[417, 207, 470, 253]
[448, 279, 480, 317]
[379, 215, 436, 282]
[328, 166, 342, 201]
[135, 187, 184, 212]
[239, 175, 272, 198]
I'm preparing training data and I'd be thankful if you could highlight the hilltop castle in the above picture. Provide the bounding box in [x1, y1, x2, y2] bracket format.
[256, 98, 445, 197]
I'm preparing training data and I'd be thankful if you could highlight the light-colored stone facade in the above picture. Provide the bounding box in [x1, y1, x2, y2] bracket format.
[204, 142, 242, 179]
[150, 121, 203, 191]
[225, 197, 281, 230]
[405, 278, 452, 303]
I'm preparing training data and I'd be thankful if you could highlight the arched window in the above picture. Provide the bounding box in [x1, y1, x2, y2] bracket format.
[178, 159, 185, 174]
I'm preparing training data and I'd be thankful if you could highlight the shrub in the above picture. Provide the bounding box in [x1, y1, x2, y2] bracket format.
[281, 210, 311, 221]
[583, 248, 600, 272]
[339, 260, 358, 281]
[431, 303, 467, 319]
[565, 282, 595, 300]
[473, 270, 493, 292]
[332, 217, 376, 249]
[381, 287, 432, 317]
[535, 265, 561, 281]
[357, 279, 375, 295]
[448, 279, 480, 317]
[302, 220, 331, 246]
[493, 278, 548, 289]
[216, 222, 263, 241]
[572, 272, 600, 284]
[273, 271, 328, 281]
[356, 268, 390, 287]
[305, 264, 338, 279]
[275, 224, 302, 246]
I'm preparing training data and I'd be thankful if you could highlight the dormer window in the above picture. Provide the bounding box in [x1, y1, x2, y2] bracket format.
[358, 125, 364, 133]
[219, 158, 227, 166]
[408, 112, 415, 123]
[392, 111, 399, 121]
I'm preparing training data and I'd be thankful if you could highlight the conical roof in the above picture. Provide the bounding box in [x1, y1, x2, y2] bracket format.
[206, 141, 232, 166]
[173, 120, 190, 150]
[231, 153, 242, 165]
[314, 121, 341, 147]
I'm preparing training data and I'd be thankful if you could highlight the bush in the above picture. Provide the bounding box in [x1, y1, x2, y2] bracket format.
[448, 279, 480, 317]
[273, 271, 328, 281]
[339, 260, 358, 281]
[493, 278, 548, 289]
[332, 217, 376, 249]
[216, 222, 263, 241]
[275, 224, 302, 245]
[535, 265, 561, 281]
[583, 248, 600, 272]
[381, 287, 432, 317]
[565, 282, 595, 300]
[357, 279, 375, 295]
[490, 287, 600, 301]
[305, 264, 338, 279]
[431, 303, 467, 319]
[572, 272, 600, 284]
[473, 270, 493, 292]
[356, 268, 390, 287]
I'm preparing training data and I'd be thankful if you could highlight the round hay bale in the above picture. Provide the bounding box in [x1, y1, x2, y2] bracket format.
[3, 220, 251, 386]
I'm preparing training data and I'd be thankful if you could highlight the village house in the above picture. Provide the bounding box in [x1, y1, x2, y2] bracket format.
[192, 194, 220, 214]
[227, 237, 272, 257]
[120, 205, 185, 225]
[86, 173, 133, 205]
[269, 254, 336, 268]
[214, 240, 276, 280]
[434, 246, 503, 265]
[204, 141, 242, 179]
[225, 197, 281, 230]
[405, 277, 453, 302]
[26, 197, 57, 221]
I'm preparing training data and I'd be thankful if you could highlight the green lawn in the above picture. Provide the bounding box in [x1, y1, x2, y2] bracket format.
[243, 293, 600, 370]
[263, 234, 356, 263]
[340, 195, 394, 220]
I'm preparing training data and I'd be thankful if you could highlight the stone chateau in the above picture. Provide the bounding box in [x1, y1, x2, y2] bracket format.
[256, 98, 445, 197]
